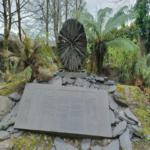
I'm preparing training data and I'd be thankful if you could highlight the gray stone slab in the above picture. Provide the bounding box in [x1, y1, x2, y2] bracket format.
[56, 72, 87, 78]
[0, 131, 10, 140]
[14, 83, 112, 138]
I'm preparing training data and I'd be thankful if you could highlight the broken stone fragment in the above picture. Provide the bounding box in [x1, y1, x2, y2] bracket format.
[124, 108, 139, 123]
[104, 139, 119, 150]
[0, 139, 13, 150]
[132, 125, 146, 138]
[109, 110, 115, 124]
[112, 121, 127, 137]
[119, 129, 132, 150]
[92, 145, 102, 150]
[118, 111, 136, 125]
[9, 92, 21, 102]
[81, 139, 91, 150]
[0, 96, 13, 122]
[0, 131, 10, 140]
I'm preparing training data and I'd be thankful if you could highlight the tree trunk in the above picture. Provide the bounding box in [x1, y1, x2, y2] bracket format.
[3, 0, 9, 72]
[46, 0, 49, 45]
[16, 0, 22, 41]
[65, 0, 68, 21]
[138, 32, 145, 57]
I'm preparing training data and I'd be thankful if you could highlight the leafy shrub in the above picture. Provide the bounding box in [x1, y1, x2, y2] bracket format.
[135, 54, 150, 87]
[104, 47, 139, 83]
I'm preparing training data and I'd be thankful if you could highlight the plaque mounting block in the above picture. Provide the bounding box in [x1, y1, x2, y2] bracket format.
[14, 83, 112, 138]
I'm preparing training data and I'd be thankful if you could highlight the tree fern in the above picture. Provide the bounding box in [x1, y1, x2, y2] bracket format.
[72, 6, 138, 74]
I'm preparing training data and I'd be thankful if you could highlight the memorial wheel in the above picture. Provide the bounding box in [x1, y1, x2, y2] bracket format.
[57, 19, 87, 71]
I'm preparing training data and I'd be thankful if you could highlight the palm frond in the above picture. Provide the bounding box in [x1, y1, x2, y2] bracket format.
[106, 38, 139, 51]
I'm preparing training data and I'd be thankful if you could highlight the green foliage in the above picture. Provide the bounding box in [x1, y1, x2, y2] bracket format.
[135, 54, 150, 87]
[105, 22, 138, 43]
[104, 46, 138, 83]
[132, 0, 150, 41]
[72, 6, 138, 74]
[0, 31, 57, 95]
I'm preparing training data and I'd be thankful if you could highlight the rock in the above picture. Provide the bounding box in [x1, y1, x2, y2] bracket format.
[113, 92, 128, 107]
[109, 110, 115, 124]
[92, 145, 102, 150]
[118, 111, 136, 125]
[147, 135, 150, 140]
[102, 64, 121, 82]
[81, 139, 91, 150]
[115, 117, 121, 124]
[112, 121, 127, 137]
[104, 77, 109, 81]
[0, 96, 13, 121]
[104, 80, 114, 85]
[100, 84, 107, 90]
[102, 139, 108, 146]
[0, 131, 10, 140]
[48, 76, 62, 86]
[33, 79, 38, 83]
[132, 137, 140, 142]
[90, 80, 96, 84]
[108, 85, 117, 93]
[74, 78, 84, 87]
[107, 94, 114, 102]
[0, 117, 15, 129]
[13, 131, 24, 138]
[104, 139, 119, 150]
[119, 129, 132, 150]
[0, 140, 13, 150]
[9, 92, 21, 102]
[83, 81, 91, 88]
[138, 122, 141, 127]
[113, 85, 142, 106]
[124, 108, 139, 123]
[11, 101, 20, 117]
[62, 77, 75, 84]
[94, 84, 100, 89]
[132, 125, 146, 138]
[109, 100, 118, 111]
[95, 77, 104, 82]
[1, 113, 12, 123]
[6, 125, 18, 133]
[54, 137, 78, 150]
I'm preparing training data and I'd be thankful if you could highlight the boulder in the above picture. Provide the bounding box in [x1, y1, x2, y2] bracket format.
[0, 140, 13, 150]
[0, 96, 13, 121]
[102, 64, 121, 83]
[113, 85, 142, 106]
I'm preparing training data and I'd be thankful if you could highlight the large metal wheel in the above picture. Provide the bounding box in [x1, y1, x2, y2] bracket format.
[57, 19, 87, 71]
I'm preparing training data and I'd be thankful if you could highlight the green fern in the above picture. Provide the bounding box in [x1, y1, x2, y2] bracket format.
[135, 54, 150, 87]
[72, 6, 138, 74]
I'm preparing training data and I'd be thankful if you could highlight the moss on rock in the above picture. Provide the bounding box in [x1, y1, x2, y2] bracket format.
[115, 85, 143, 104]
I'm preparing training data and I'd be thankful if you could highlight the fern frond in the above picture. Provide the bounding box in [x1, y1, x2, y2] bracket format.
[106, 38, 139, 51]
